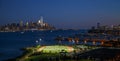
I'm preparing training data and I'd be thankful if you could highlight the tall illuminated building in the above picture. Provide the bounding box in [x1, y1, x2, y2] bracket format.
[26, 22, 29, 27]
[20, 21, 23, 27]
[38, 16, 44, 27]
[40, 16, 43, 24]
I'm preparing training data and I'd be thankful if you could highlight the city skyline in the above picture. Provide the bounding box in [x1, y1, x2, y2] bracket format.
[0, 0, 120, 29]
[0, 16, 55, 32]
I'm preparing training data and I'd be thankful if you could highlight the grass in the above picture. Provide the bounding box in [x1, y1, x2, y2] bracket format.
[25, 53, 60, 61]
[16, 45, 97, 61]
[25, 53, 94, 61]
[41, 45, 72, 53]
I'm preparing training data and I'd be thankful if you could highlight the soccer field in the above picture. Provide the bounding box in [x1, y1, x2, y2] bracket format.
[37, 45, 74, 53]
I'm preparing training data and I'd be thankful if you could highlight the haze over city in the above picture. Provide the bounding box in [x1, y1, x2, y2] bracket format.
[0, 0, 120, 29]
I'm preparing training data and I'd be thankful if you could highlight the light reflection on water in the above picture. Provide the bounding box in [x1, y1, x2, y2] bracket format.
[0, 30, 85, 60]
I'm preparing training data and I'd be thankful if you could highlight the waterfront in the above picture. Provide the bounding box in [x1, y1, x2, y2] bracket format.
[0, 29, 120, 61]
[0, 30, 85, 61]
[1, 0, 120, 61]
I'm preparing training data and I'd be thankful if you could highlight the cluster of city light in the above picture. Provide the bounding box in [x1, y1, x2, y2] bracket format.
[0, 16, 55, 32]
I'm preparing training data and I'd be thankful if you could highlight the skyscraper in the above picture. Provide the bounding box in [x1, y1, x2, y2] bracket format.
[40, 16, 43, 24]
[20, 21, 23, 27]
[26, 22, 29, 27]
[38, 16, 44, 27]
[97, 22, 100, 29]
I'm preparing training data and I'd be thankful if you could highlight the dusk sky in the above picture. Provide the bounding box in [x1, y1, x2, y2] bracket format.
[0, 0, 120, 29]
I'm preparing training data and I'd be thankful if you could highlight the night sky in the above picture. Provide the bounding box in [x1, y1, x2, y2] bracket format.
[0, 0, 120, 29]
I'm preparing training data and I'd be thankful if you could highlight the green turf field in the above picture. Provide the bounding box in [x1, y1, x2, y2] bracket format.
[40, 45, 74, 53]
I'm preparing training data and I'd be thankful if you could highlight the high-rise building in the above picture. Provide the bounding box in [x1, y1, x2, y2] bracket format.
[20, 21, 23, 27]
[119, 24, 120, 30]
[97, 22, 100, 29]
[26, 22, 29, 27]
[38, 16, 44, 27]
[40, 16, 43, 24]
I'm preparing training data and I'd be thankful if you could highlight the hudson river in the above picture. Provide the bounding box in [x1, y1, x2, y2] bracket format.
[0, 30, 87, 60]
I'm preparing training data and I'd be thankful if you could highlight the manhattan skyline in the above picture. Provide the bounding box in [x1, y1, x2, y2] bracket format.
[0, 0, 120, 29]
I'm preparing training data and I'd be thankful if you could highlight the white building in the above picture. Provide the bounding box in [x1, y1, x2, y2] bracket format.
[38, 16, 44, 27]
